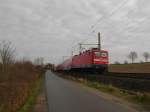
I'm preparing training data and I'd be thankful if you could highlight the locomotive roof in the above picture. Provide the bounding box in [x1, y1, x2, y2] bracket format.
[91, 48, 107, 52]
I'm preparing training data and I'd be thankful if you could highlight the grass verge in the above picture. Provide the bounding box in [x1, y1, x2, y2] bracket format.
[62, 75, 150, 111]
[18, 76, 44, 112]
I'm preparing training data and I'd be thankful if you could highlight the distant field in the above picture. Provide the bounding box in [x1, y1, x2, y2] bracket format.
[109, 63, 150, 73]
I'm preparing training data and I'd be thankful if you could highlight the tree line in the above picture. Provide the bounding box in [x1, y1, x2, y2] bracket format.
[115, 51, 150, 64]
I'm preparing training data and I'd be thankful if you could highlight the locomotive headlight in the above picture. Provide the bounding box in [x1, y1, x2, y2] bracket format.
[94, 58, 108, 62]
[94, 59, 101, 61]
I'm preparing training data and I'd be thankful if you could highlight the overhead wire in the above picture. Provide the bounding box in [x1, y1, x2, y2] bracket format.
[62, 0, 150, 61]
[91, 0, 129, 29]
[79, 0, 129, 45]
[91, 0, 150, 36]
[69, 0, 129, 57]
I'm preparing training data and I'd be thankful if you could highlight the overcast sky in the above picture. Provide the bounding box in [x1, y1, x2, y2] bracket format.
[0, 0, 150, 64]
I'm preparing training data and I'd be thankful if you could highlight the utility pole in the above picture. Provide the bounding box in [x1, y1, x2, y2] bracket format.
[98, 32, 101, 50]
[79, 43, 82, 54]
[71, 51, 74, 67]
[62, 56, 68, 61]
[71, 51, 74, 57]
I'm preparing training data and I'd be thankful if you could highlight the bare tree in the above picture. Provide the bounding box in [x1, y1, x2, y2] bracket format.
[114, 61, 120, 64]
[124, 60, 128, 64]
[34, 57, 44, 66]
[128, 51, 138, 63]
[143, 52, 150, 62]
[0, 41, 16, 73]
[140, 60, 144, 64]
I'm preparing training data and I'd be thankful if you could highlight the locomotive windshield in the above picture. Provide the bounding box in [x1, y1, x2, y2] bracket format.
[95, 52, 107, 57]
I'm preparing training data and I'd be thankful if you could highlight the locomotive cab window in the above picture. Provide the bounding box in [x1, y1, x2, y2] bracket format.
[100, 52, 107, 57]
[95, 52, 107, 57]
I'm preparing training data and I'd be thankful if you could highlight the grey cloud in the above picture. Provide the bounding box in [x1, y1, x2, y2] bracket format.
[0, 0, 149, 64]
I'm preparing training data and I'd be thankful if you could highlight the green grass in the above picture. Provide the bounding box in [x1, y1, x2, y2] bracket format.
[18, 76, 43, 112]
[63, 75, 150, 111]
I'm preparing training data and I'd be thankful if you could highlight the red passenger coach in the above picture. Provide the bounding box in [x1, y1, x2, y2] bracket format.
[56, 48, 109, 73]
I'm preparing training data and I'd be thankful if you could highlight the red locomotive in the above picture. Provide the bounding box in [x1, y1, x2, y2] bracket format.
[56, 48, 109, 73]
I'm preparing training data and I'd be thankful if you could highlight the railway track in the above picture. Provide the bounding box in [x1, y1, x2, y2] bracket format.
[66, 72, 150, 80]
[106, 72, 150, 80]
[59, 71, 150, 91]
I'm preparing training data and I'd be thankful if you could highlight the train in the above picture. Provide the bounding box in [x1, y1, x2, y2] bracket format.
[56, 48, 109, 73]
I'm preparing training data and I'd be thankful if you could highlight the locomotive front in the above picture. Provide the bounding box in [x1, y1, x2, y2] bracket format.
[92, 48, 109, 73]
